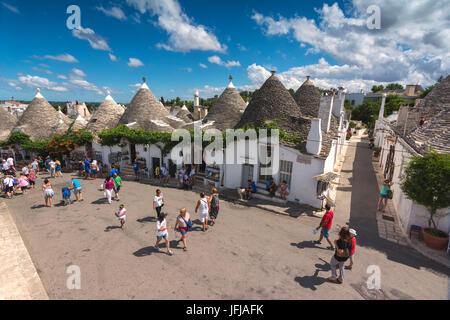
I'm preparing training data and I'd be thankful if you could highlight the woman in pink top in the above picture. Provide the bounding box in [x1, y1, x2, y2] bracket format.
[18, 173, 29, 194]
[104, 176, 115, 204]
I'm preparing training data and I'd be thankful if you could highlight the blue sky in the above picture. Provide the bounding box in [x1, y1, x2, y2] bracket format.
[1, 0, 449, 103]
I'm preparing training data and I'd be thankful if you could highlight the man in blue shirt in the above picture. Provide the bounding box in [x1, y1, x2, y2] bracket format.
[245, 180, 257, 200]
[83, 159, 91, 180]
[110, 167, 119, 177]
[70, 177, 83, 202]
[133, 159, 140, 180]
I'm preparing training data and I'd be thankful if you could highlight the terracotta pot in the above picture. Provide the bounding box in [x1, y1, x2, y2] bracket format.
[422, 228, 449, 250]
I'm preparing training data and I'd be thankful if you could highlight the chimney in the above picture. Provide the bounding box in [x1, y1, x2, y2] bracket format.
[306, 118, 322, 156]
[378, 93, 387, 119]
[318, 93, 334, 132]
[194, 90, 199, 107]
[332, 88, 346, 117]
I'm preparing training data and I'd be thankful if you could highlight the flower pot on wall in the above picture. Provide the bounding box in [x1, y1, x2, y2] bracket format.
[422, 228, 449, 250]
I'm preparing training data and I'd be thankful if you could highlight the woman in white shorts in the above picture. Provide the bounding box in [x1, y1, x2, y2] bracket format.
[42, 179, 54, 207]
[195, 192, 210, 232]
[155, 213, 173, 255]
[115, 204, 127, 229]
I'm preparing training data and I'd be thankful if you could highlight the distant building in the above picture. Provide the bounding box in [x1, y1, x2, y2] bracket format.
[1, 100, 28, 117]
[345, 85, 424, 107]
[66, 101, 91, 119]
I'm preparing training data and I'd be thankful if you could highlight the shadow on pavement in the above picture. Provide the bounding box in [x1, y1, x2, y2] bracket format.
[137, 216, 157, 223]
[294, 258, 330, 291]
[91, 198, 108, 205]
[347, 138, 449, 275]
[31, 204, 47, 209]
[104, 226, 122, 232]
[290, 241, 332, 251]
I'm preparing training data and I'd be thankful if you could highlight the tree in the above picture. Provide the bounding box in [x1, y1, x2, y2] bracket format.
[288, 88, 295, 97]
[344, 100, 353, 110]
[401, 150, 450, 231]
[420, 85, 436, 98]
[385, 83, 404, 91]
[384, 94, 414, 115]
[351, 100, 380, 126]
[371, 85, 384, 92]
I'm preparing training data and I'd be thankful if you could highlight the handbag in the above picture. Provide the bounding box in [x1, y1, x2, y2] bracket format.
[180, 215, 192, 230]
[388, 190, 393, 199]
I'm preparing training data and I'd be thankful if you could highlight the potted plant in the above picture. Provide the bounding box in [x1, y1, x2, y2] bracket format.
[373, 146, 381, 158]
[401, 150, 450, 250]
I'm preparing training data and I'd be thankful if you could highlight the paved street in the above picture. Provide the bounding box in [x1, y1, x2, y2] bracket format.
[4, 137, 449, 300]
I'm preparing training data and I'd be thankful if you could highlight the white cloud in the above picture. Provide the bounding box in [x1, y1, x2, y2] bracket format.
[208, 55, 241, 68]
[71, 68, 87, 78]
[32, 54, 79, 63]
[57, 75, 68, 80]
[2, 2, 19, 14]
[129, 83, 142, 88]
[252, 0, 450, 87]
[32, 67, 53, 75]
[109, 53, 118, 62]
[69, 79, 104, 95]
[18, 75, 68, 92]
[72, 26, 111, 51]
[199, 63, 208, 69]
[96, 6, 127, 20]
[126, 0, 226, 53]
[127, 58, 144, 67]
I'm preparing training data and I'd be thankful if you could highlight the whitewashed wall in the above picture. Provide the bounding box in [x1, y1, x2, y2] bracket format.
[375, 119, 450, 234]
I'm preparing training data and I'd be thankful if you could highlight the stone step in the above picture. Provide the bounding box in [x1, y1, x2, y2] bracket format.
[253, 192, 288, 205]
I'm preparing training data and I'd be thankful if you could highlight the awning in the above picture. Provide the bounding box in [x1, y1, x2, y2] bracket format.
[313, 172, 340, 182]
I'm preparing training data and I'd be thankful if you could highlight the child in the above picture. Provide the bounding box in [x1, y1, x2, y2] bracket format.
[115, 204, 127, 229]
[315, 204, 335, 249]
[62, 187, 71, 206]
[346, 229, 357, 270]
[28, 169, 36, 189]
[155, 213, 173, 255]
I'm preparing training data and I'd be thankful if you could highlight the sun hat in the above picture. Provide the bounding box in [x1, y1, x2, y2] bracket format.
[349, 228, 357, 236]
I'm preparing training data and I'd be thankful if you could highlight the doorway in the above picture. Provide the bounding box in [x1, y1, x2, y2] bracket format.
[241, 164, 254, 187]
[152, 157, 161, 177]
[130, 144, 137, 164]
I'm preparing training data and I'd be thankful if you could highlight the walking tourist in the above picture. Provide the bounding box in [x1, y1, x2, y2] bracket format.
[155, 213, 173, 255]
[133, 158, 140, 180]
[189, 165, 196, 185]
[174, 208, 192, 252]
[91, 160, 99, 180]
[112, 172, 122, 201]
[28, 169, 36, 189]
[104, 176, 115, 204]
[2, 159, 9, 175]
[3, 174, 14, 199]
[42, 179, 54, 207]
[18, 173, 29, 194]
[55, 160, 63, 177]
[314, 204, 335, 249]
[49, 159, 56, 178]
[345, 229, 357, 270]
[31, 158, 39, 174]
[195, 192, 209, 232]
[209, 188, 220, 226]
[70, 177, 83, 202]
[153, 189, 164, 219]
[377, 179, 393, 213]
[328, 227, 353, 284]
[84, 158, 91, 180]
[6, 155, 14, 171]
[115, 204, 127, 229]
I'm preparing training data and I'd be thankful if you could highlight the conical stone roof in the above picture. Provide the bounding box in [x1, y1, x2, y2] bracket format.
[294, 76, 321, 118]
[0, 107, 18, 141]
[176, 108, 194, 123]
[236, 73, 302, 129]
[119, 78, 172, 131]
[14, 89, 71, 140]
[205, 76, 247, 131]
[87, 93, 125, 135]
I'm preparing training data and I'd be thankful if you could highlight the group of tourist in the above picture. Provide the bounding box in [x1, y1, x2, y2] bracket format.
[239, 178, 290, 200]
[1, 156, 40, 199]
[314, 204, 358, 284]
[115, 186, 220, 255]
[176, 165, 196, 190]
